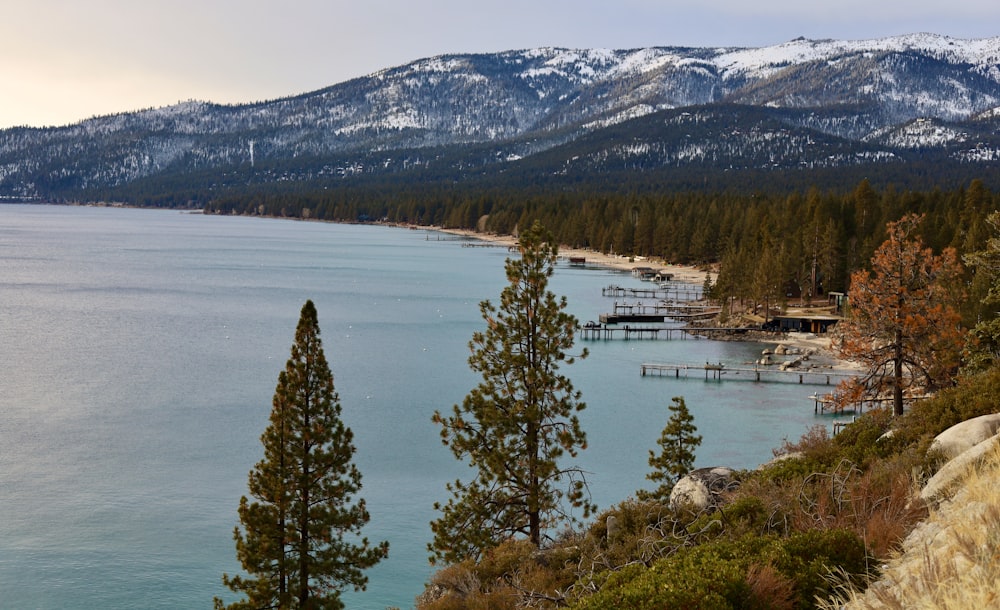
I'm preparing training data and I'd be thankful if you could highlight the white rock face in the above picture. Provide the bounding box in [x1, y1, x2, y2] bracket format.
[929, 413, 1000, 459]
[921, 436, 999, 504]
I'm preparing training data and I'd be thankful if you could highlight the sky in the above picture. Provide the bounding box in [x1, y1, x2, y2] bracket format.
[2, 0, 999, 129]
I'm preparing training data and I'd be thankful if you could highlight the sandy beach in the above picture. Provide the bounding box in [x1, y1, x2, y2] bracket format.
[437, 227, 856, 373]
[438, 227, 713, 283]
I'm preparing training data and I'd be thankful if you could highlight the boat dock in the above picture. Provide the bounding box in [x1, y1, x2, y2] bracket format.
[640, 362, 857, 385]
[596, 303, 722, 326]
[579, 324, 749, 340]
[599, 313, 666, 324]
[602, 284, 702, 301]
[610, 302, 721, 317]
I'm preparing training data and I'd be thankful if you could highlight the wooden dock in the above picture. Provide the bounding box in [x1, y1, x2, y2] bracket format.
[599, 313, 666, 324]
[611, 302, 721, 317]
[578, 324, 753, 340]
[602, 284, 702, 301]
[579, 324, 699, 340]
[640, 362, 857, 385]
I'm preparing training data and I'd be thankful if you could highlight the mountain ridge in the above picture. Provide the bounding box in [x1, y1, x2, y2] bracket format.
[2, 33, 1000, 202]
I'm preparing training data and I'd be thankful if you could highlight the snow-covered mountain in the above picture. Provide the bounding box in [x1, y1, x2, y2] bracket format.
[2, 33, 1000, 200]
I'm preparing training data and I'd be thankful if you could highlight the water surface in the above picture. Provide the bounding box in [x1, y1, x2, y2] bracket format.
[0, 205, 847, 608]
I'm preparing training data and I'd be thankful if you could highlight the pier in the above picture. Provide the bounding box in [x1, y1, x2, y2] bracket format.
[640, 362, 857, 385]
[579, 324, 701, 340]
[610, 302, 721, 318]
[599, 313, 666, 324]
[602, 284, 702, 301]
[579, 324, 752, 341]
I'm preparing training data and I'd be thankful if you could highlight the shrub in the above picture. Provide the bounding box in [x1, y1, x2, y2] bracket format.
[417, 539, 578, 610]
[570, 530, 868, 610]
[891, 366, 1000, 447]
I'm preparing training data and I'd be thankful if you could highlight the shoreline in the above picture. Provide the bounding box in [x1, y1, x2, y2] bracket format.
[435, 226, 857, 374]
[435, 227, 714, 283]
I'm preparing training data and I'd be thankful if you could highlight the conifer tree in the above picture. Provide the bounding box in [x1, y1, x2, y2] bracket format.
[962, 210, 1000, 373]
[216, 300, 388, 610]
[430, 221, 594, 564]
[640, 396, 701, 501]
[836, 215, 965, 416]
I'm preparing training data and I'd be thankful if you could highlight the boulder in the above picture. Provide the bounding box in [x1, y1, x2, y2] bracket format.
[669, 467, 738, 512]
[929, 413, 1000, 459]
[920, 436, 998, 504]
[759, 451, 804, 469]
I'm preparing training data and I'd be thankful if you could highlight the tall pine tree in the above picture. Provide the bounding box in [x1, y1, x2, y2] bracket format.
[430, 221, 594, 564]
[216, 300, 388, 610]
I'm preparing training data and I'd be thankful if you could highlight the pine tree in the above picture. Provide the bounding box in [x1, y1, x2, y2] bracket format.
[836, 215, 965, 416]
[430, 221, 594, 564]
[641, 396, 701, 501]
[216, 300, 388, 610]
[962, 211, 1000, 373]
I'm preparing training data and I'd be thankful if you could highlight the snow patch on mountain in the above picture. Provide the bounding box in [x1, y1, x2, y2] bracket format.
[869, 118, 970, 148]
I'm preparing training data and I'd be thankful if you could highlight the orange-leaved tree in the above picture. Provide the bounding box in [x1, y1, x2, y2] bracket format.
[835, 214, 965, 416]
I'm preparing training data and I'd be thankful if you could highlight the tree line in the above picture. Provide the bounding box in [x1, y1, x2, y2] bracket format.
[204, 179, 997, 313]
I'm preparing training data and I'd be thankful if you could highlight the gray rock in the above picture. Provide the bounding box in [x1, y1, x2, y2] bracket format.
[920, 436, 998, 504]
[669, 467, 738, 512]
[930, 413, 1000, 459]
[758, 451, 804, 468]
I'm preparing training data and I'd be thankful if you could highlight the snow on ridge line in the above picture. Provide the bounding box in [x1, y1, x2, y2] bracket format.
[712, 33, 1000, 76]
[378, 34, 1000, 85]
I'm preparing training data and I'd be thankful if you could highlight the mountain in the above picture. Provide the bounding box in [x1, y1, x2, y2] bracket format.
[3, 33, 1000, 202]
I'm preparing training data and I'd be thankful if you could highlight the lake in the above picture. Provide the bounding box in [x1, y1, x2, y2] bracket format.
[0, 205, 847, 608]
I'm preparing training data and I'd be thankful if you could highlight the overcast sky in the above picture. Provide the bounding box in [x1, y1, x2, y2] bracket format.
[2, 0, 998, 129]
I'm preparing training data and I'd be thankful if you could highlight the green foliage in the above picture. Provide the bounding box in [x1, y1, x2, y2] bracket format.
[216, 301, 388, 610]
[430, 221, 594, 564]
[963, 210, 1000, 373]
[771, 529, 869, 608]
[197, 179, 1000, 317]
[890, 365, 1000, 449]
[831, 407, 896, 466]
[570, 530, 867, 610]
[640, 396, 702, 501]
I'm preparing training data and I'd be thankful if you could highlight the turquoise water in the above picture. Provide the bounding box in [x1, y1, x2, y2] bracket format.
[0, 206, 848, 609]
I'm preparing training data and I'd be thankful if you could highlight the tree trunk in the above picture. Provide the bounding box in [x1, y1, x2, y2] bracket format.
[299, 391, 312, 606]
[893, 333, 904, 416]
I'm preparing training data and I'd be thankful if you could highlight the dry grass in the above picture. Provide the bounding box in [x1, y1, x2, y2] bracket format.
[823, 439, 1000, 609]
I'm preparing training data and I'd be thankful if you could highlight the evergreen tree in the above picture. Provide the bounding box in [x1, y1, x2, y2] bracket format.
[216, 300, 388, 610]
[963, 211, 1000, 373]
[430, 221, 594, 564]
[836, 215, 965, 416]
[640, 397, 702, 501]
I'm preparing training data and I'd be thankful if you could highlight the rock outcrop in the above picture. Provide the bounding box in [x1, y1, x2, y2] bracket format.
[928, 413, 1000, 459]
[669, 467, 739, 512]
